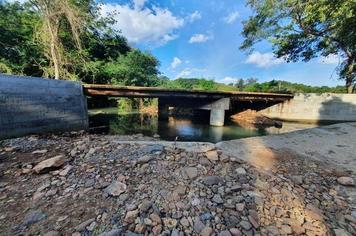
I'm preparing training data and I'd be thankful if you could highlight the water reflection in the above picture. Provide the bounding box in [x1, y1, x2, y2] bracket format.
[89, 108, 318, 143]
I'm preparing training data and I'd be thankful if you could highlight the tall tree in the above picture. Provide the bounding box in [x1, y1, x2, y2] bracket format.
[29, 0, 89, 80]
[240, 0, 355, 93]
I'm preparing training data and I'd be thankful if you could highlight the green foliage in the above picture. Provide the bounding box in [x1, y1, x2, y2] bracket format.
[0, 0, 159, 85]
[107, 50, 160, 86]
[241, 0, 355, 93]
[0, 1, 44, 76]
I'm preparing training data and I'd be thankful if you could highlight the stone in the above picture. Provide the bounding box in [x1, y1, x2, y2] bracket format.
[137, 155, 153, 164]
[200, 212, 213, 221]
[229, 228, 242, 236]
[219, 230, 232, 236]
[193, 218, 205, 233]
[239, 220, 252, 230]
[236, 203, 245, 211]
[152, 225, 162, 235]
[59, 165, 73, 176]
[75, 218, 95, 232]
[134, 224, 145, 233]
[180, 218, 190, 228]
[124, 210, 139, 224]
[97, 229, 122, 236]
[200, 226, 213, 236]
[139, 200, 152, 213]
[171, 229, 179, 236]
[22, 210, 46, 226]
[33, 155, 66, 174]
[183, 167, 198, 179]
[205, 150, 219, 161]
[280, 225, 292, 234]
[248, 215, 259, 228]
[333, 228, 351, 236]
[163, 218, 177, 229]
[337, 177, 354, 186]
[235, 167, 246, 175]
[150, 213, 162, 225]
[212, 194, 224, 204]
[43, 231, 60, 236]
[104, 181, 127, 196]
[139, 145, 164, 154]
[32, 149, 48, 154]
[202, 176, 224, 186]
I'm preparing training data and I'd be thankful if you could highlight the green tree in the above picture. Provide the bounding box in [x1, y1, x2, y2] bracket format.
[241, 0, 355, 93]
[0, 1, 44, 76]
[106, 50, 160, 86]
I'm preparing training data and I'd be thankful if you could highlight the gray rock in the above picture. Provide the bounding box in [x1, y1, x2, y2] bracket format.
[139, 145, 164, 154]
[202, 176, 224, 186]
[219, 230, 232, 236]
[193, 218, 205, 233]
[337, 176, 354, 186]
[200, 212, 213, 221]
[212, 194, 224, 204]
[75, 218, 95, 232]
[239, 220, 252, 230]
[235, 167, 246, 175]
[97, 228, 122, 236]
[104, 181, 127, 196]
[183, 167, 198, 179]
[201, 226, 214, 236]
[22, 210, 46, 226]
[136, 155, 154, 164]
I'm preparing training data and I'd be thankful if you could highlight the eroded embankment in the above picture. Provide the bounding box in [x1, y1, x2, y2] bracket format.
[0, 123, 355, 236]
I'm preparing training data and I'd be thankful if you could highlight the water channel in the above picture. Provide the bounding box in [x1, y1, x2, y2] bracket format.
[89, 108, 319, 143]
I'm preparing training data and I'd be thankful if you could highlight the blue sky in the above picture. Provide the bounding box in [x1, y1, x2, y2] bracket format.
[102, 0, 342, 86]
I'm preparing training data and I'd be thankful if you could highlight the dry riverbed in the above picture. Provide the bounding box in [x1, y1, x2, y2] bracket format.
[0, 132, 355, 236]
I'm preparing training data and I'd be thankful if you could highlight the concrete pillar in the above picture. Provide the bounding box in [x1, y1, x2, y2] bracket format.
[158, 99, 169, 120]
[210, 109, 225, 126]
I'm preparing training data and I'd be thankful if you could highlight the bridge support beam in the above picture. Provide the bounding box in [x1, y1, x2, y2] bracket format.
[210, 109, 225, 126]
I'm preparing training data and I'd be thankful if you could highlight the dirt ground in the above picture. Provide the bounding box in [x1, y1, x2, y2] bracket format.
[0, 131, 355, 236]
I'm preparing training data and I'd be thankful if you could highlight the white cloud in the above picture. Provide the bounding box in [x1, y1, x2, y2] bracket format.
[223, 11, 239, 24]
[175, 68, 207, 78]
[318, 54, 340, 64]
[171, 57, 182, 69]
[99, 2, 184, 45]
[133, 0, 146, 9]
[246, 51, 285, 68]
[176, 69, 192, 78]
[221, 76, 237, 84]
[187, 11, 202, 23]
[189, 33, 213, 43]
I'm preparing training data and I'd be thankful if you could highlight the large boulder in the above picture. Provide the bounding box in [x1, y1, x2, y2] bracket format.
[33, 155, 66, 174]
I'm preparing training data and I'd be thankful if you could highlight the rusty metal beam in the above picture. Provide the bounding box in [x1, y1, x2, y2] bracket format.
[82, 84, 294, 102]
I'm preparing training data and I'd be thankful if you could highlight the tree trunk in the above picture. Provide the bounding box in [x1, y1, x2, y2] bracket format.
[346, 78, 354, 94]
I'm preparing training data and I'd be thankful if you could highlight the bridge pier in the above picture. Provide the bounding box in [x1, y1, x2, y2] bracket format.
[210, 109, 225, 126]
[158, 100, 169, 121]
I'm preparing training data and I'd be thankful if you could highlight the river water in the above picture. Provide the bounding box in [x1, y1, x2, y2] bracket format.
[89, 108, 318, 143]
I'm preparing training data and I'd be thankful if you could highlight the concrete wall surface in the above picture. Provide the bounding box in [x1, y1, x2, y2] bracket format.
[0, 74, 88, 140]
[260, 93, 356, 122]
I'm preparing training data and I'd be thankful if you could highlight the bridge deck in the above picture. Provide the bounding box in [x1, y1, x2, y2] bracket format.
[83, 84, 294, 102]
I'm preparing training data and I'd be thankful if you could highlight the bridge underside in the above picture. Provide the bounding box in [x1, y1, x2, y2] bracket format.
[83, 84, 293, 126]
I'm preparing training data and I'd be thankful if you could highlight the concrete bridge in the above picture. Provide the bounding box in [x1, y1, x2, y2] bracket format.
[83, 84, 293, 126]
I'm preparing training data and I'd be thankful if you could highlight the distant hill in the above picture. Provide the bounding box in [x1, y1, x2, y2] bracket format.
[158, 77, 348, 94]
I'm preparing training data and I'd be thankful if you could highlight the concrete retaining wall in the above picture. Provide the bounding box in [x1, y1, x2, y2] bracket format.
[260, 93, 356, 122]
[0, 74, 88, 139]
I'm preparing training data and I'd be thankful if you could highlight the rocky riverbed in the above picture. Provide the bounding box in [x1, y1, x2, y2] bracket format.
[0, 132, 355, 236]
